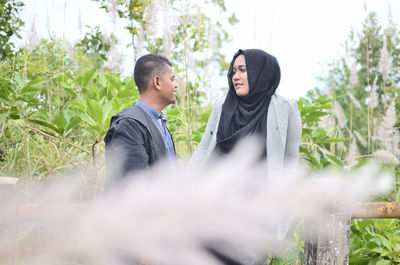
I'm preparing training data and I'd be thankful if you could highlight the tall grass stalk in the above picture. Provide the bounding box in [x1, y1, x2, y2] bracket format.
[364, 3, 371, 154]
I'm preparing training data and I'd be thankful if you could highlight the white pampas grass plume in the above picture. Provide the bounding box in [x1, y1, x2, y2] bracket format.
[0, 139, 392, 265]
[384, 100, 397, 130]
[379, 37, 391, 83]
[208, 23, 218, 53]
[160, 0, 177, 58]
[373, 149, 399, 164]
[373, 101, 400, 158]
[27, 17, 38, 52]
[318, 114, 335, 129]
[109, 0, 118, 24]
[63, 40, 76, 64]
[369, 76, 378, 109]
[318, 114, 335, 130]
[78, 7, 82, 36]
[386, 4, 396, 38]
[381, 94, 388, 109]
[345, 139, 359, 168]
[144, 0, 157, 36]
[180, 0, 192, 26]
[349, 63, 358, 89]
[347, 91, 362, 109]
[354, 130, 367, 148]
[333, 101, 347, 128]
[135, 27, 145, 60]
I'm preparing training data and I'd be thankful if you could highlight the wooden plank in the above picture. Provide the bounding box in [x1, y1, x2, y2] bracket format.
[0, 177, 19, 265]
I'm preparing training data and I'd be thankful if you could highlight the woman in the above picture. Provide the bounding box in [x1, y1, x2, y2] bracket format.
[193, 49, 302, 171]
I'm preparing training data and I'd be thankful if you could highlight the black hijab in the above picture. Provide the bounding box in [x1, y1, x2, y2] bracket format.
[215, 49, 281, 155]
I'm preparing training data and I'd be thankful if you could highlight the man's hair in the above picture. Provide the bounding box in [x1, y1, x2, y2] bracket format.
[134, 54, 172, 94]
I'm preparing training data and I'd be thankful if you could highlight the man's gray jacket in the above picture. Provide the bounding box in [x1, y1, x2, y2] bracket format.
[104, 105, 174, 185]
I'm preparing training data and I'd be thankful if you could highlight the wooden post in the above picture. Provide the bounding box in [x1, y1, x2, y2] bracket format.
[304, 209, 352, 265]
[0, 177, 19, 265]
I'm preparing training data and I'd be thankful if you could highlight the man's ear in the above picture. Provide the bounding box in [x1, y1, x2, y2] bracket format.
[152, 75, 161, 91]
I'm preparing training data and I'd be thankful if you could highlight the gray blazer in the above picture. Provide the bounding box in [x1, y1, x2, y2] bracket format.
[192, 94, 302, 171]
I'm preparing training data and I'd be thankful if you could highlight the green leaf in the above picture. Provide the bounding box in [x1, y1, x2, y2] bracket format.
[324, 154, 343, 166]
[26, 77, 44, 86]
[9, 113, 20, 120]
[64, 117, 82, 137]
[53, 112, 67, 135]
[82, 68, 96, 88]
[20, 86, 42, 94]
[28, 119, 58, 132]
[86, 98, 104, 124]
[320, 138, 350, 143]
[375, 234, 393, 251]
[14, 73, 26, 88]
[376, 259, 392, 265]
[71, 110, 97, 126]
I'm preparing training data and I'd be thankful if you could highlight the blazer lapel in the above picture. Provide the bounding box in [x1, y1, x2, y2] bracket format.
[267, 95, 289, 169]
[275, 97, 289, 145]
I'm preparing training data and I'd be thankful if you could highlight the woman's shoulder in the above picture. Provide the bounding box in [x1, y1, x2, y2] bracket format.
[210, 96, 226, 111]
[272, 94, 298, 107]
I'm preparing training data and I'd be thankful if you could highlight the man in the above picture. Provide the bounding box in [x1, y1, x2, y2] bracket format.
[104, 54, 177, 185]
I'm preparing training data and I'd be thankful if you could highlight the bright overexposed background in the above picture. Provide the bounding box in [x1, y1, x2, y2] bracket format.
[18, 0, 400, 99]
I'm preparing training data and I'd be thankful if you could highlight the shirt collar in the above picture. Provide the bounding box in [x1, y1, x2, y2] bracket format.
[136, 100, 167, 121]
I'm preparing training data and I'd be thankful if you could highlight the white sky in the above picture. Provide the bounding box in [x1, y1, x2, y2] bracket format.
[19, 0, 400, 99]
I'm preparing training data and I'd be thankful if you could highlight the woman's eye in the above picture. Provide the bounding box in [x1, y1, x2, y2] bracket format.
[240, 68, 246, 72]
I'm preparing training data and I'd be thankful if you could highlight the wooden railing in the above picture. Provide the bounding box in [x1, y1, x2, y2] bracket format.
[304, 202, 400, 265]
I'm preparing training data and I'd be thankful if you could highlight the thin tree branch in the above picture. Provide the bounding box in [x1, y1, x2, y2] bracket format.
[24, 124, 91, 155]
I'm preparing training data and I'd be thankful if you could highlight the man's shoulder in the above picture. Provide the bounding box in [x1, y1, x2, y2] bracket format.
[117, 105, 143, 119]
[112, 105, 149, 126]
[105, 105, 150, 141]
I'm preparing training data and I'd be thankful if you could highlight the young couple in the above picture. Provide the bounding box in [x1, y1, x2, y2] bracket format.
[104, 49, 302, 265]
[104, 49, 301, 183]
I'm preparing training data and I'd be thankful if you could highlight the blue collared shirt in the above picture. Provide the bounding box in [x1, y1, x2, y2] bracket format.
[135, 100, 175, 160]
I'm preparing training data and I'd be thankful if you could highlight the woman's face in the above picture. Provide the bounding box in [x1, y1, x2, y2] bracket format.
[232, 54, 249, 97]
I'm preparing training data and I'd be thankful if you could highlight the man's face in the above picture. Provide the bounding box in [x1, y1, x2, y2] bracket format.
[159, 64, 177, 105]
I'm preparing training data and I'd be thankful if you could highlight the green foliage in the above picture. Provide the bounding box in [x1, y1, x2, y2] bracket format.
[298, 95, 346, 169]
[0, 54, 139, 182]
[304, 10, 400, 265]
[74, 26, 117, 70]
[350, 219, 400, 264]
[0, 0, 24, 60]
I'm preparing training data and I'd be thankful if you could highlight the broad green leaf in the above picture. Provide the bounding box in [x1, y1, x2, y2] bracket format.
[26, 77, 44, 86]
[376, 259, 392, 265]
[375, 234, 393, 251]
[86, 98, 104, 124]
[82, 68, 96, 88]
[14, 73, 26, 88]
[28, 119, 58, 132]
[71, 110, 97, 126]
[64, 117, 82, 137]
[20, 86, 42, 94]
[53, 112, 67, 134]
